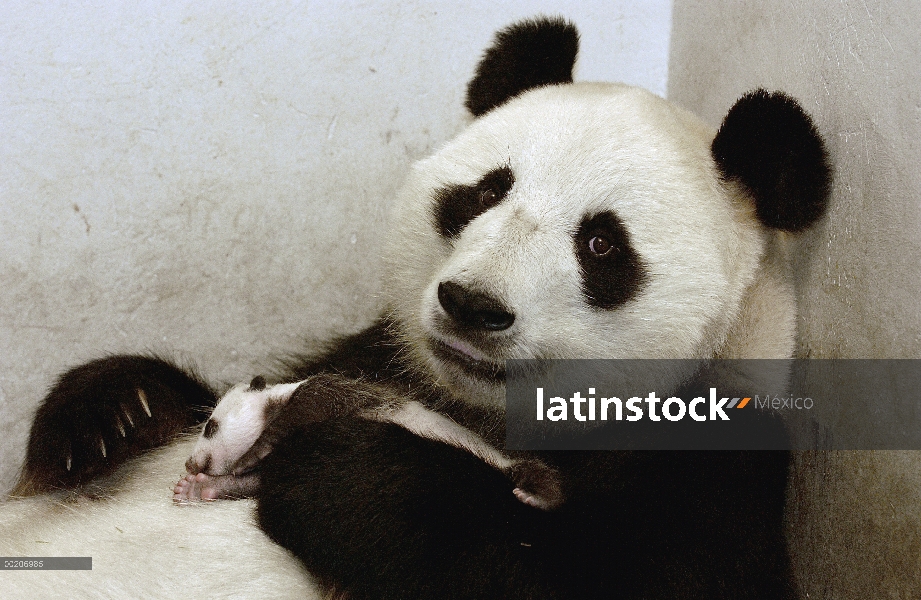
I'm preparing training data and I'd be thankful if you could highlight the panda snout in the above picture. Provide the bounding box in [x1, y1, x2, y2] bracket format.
[437, 281, 514, 331]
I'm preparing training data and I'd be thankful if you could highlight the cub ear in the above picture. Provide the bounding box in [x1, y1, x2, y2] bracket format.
[711, 89, 832, 231]
[465, 17, 579, 117]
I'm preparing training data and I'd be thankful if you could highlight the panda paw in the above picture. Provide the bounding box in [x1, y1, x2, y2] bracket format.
[15, 356, 216, 495]
[173, 472, 261, 502]
[508, 458, 564, 511]
[173, 473, 220, 501]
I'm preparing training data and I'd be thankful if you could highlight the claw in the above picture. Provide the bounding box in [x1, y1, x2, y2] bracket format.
[66, 454, 72, 471]
[115, 415, 126, 437]
[121, 403, 134, 427]
[99, 437, 107, 458]
[137, 388, 151, 417]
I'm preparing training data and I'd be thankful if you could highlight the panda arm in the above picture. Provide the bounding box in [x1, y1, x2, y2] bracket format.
[370, 400, 564, 510]
[14, 355, 217, 496]
[229, 373, 401, 474]
[256, 417, 560, 600]
[14, 316, 407, 496]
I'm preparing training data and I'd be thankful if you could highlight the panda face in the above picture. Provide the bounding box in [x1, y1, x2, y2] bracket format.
[384, 83, 767, 407]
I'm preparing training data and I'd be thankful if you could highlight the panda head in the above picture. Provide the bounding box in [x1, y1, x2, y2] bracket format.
[384, 17, 831, 407]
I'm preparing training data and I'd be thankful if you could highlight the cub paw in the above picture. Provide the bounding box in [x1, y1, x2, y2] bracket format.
[173, 472, 261, 502]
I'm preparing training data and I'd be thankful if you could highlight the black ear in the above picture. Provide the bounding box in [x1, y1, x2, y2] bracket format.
[711, 89, 832, 231]
[465, 17, 579, 117]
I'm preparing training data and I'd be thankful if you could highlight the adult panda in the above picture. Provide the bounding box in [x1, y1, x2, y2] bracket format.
[9, 17, 830, 600]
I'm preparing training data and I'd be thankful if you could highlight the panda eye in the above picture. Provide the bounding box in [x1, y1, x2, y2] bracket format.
[575, 211, 648, 309]
[478, 188, 498, 207]
[588, 235, 613, 256]
[432, 165, 514, 239]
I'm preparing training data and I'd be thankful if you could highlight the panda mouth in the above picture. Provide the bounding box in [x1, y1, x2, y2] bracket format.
[430, 339, 506, 383]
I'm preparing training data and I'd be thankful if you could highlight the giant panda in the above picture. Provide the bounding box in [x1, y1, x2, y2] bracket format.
[5, 17, 830, 600]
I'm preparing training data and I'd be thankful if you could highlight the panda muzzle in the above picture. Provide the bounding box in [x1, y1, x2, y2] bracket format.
[437, 281, 515, 332]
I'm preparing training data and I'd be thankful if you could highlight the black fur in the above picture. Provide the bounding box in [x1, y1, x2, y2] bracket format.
[247, 375, 267, 391]
[281, 318, 415, 388]
[234, 373, 406, 472]
[433, 165, 515, 239]
[17, 323, 796, 598]
[575, 211, 649, 309]
[14, 355, 216, 495]
[466, 17, 579, 117]
[257, 390, 794, 599]
[14, 320, 414, 497]
[258, 419, 555, 600]
[711, 89, 832, 231]
[273, 327, 792, 599]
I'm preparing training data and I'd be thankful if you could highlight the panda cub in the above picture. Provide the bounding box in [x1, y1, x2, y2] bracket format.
[175, 374, 562, 509]
[16, 16, 830, 600]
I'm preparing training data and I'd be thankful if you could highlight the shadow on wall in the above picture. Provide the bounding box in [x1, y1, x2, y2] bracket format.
[668, 1, 921, 598]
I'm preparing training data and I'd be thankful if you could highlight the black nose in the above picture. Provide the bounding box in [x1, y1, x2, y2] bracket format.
[437, 281, 515, 331]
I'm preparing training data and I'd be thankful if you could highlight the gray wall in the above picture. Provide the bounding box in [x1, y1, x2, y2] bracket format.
[0, 2, 674, 492]
[669, 1, 921, 597]
[4, 2, 918, 595]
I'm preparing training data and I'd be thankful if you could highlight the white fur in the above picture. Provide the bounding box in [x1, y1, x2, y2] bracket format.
[0, 438, 319, 599]
[189, 381, 517, 478]
[369, 400, 514, 471]
[186, 381, 303, 476]
[386, 83, 780, 407]
[0, 82, 800, 597]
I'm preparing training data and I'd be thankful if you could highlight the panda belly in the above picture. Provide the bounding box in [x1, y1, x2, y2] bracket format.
[0, 437, 320, 598]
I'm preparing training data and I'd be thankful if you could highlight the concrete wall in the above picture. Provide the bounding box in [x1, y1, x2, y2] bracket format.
[0, 2, 673, 493]
[669, 1, 921, 597]
[4, 1, 918, 595]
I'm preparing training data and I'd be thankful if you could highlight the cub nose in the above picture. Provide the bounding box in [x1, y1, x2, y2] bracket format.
[185, 455, 209, 475]
[437, 281, 515, 331]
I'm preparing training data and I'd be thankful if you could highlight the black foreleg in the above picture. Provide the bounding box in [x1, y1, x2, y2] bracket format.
[259, 431, 794, 600]
[15, 355, 216, 495]
[257, 418, 561, 600]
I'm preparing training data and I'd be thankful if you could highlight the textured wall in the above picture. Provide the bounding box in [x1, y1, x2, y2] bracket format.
[669, 1, 921, 597]
[0, 2, 673, 493]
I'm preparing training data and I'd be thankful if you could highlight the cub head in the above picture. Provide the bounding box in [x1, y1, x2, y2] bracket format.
[384, 17, 831, 407]
[186, 376, 273, 476]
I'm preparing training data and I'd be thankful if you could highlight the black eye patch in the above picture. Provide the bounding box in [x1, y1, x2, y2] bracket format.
[432, 165, 515, 239]
[574, 211, 648, 309]
[203, 418, 219, 439]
